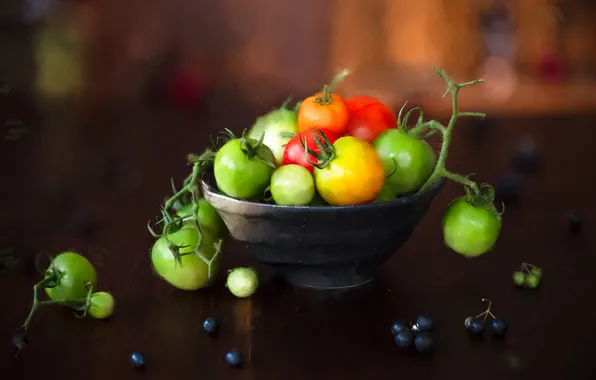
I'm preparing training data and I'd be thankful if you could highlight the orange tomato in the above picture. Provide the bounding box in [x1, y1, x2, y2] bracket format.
[297, 93, 350, 135]
[345, 96, 397, 143]
[313, 136, 385, 206]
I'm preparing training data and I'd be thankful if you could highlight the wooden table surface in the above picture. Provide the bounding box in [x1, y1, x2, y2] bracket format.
[0, 81, 595, 380]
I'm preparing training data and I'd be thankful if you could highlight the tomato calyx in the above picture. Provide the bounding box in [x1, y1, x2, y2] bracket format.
[312, 69, 350, 106]
[299, 130, 336, 169]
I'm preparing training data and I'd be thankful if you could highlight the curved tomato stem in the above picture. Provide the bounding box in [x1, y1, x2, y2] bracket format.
[314, 69, 350, 105]
[300, 130, 336, 169]
[21, 277, 92, 331]
[417, 67, 487, 193]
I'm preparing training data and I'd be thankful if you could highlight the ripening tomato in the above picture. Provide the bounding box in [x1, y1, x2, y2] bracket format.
[313, 136, 385, 206]
[297, 93, 350, 135]
[345, 96, 397, 143]
[282, 129, 340, 173]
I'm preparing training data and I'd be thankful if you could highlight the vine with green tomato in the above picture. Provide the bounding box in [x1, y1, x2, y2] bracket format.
[146, 127, 277, 280]
[147, 147, 222, 280]
[400, 67, 503, 213]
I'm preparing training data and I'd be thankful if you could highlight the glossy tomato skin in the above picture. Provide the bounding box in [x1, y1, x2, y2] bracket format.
[45, 252, 97, 301]
[442, 197, 502, 257]
[345, 96, 397, 143]
[151, 225, 220, 290]
[214, 138, 275, 200]
[297, 94, 350, 135]
[282, 129, 339, 173]
[372, 128, 436, 196]
[314, 136, 385, 206]
[270, 164, 315, 206]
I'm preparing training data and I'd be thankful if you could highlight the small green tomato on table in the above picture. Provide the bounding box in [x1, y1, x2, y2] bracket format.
[226, 267, 259, 298]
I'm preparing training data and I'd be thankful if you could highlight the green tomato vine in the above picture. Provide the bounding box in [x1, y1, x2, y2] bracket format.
[401, 67, 503, 213]
[147, 148, 221, 279]
[22, 280, 97, 330]
[147, 128, 276, 279]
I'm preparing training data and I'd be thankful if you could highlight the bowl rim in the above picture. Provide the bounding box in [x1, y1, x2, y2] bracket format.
[200, 170, 445, 214]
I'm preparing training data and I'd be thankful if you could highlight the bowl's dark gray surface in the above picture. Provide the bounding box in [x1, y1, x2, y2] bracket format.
[201, 171, 445, 289]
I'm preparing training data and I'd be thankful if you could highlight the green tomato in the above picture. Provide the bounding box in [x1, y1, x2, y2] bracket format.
[374, 184, 397, 203]
[88, 292, 115, 319]
[270, 164, 315, 206]
[513, 271, 526, 286]
[176, 198, 227, 238]
[247, 107, 298, 166]
[372, 128, 436, 196]
[442, 197, 502, 257]
[45, 251, 98, 301]
[214, 137, 275, 200]
[226, 267, 259, 298]
[524, 273, 541, 289]
[151, 225, 221, 291]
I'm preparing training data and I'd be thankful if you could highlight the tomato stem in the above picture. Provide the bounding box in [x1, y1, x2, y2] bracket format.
[418, 67, 486, 193]
[22, 278, 92, 331]
[300, 130, 336, 169]
[314, 69, 350, 105]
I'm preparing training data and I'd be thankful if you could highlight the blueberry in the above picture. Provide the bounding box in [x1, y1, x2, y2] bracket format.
[468, 318, 485, 335]
[495, 173, 522, 203]
[225, 350, 243, 366]
[203, 317, 219, 333]
[394, 329, 414, 349]
[568, 211, 582, 233]
[12, 328, 28, 350]
[130, 352, 146, 369]
[390, 320, 410, 335]
[414, 332, 434, 353]
[491, 319, 508, 337]
[511, 137, 540, 173]
[415, 314, 434, 332]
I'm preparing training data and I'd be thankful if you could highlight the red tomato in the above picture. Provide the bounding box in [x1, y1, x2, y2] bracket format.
[282, 129, 340, 173]
[345, 96, 397, 143]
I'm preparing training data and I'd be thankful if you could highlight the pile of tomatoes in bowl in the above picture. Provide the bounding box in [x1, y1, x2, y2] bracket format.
[211, 69, 436, 208]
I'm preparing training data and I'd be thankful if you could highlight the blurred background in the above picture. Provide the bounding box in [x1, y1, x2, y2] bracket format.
[0, 0, 595, 238]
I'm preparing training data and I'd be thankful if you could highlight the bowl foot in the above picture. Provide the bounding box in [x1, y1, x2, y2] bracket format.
[276, 268, 377, 290]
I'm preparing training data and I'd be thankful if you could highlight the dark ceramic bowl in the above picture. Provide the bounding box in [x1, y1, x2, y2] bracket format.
[201, 170, 445, 289]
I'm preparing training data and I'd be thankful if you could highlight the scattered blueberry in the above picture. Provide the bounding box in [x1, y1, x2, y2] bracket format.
[130, 352, 146, 369]
[415, 314, 434, 332]
[468, 318, 485, 335]
[225, 350, 244, 367]
[12, 328, 28, 350]
[491, 319, 508, 337]
[414, 332, 435, 353]
[495, 173, 522, 203]
[511, 136, 540, 173]
[203, 317, 219, 333]
[394, 329, 414, 349]
[390, 320, 410, 335]
[568, 211, 582, 233]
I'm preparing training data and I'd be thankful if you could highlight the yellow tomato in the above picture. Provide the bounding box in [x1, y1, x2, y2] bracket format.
[313, 136, 385, 205]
